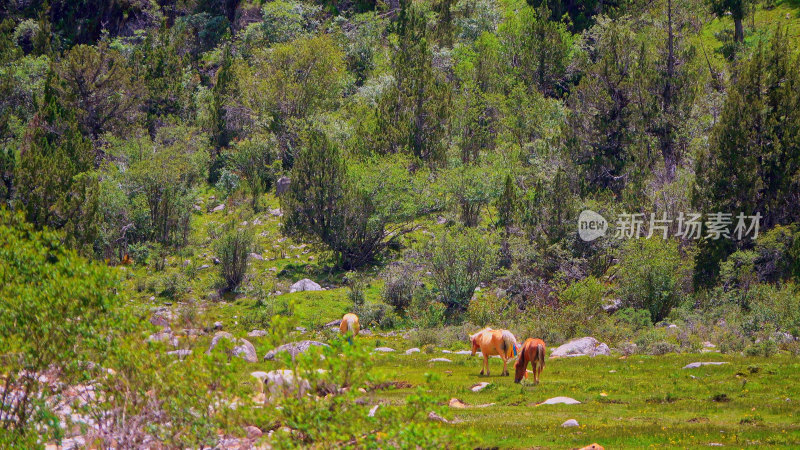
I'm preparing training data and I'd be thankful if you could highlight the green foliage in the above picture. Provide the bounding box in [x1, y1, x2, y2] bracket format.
[261, 0, 322, 44]
[0, 209, 120, 444]
[224, 134, 280, 210]
[15, 70, 98, 250]
[214, 224, 253, 291]
[618, 238, 691, 323]
[429, 227, 498, 313]
[368, 1, 450, 165]
[282, 129, 401, 269]
[694, 29, 800, 284]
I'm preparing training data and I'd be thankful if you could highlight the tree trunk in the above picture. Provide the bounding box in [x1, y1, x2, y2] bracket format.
[734, 17, 744, 43]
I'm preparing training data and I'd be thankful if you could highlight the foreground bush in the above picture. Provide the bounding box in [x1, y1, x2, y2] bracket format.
[0, 210, 120, 445]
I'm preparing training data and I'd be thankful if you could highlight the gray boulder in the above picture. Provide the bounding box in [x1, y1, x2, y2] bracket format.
[551, 337, 611, 357]
[276, 176, 291, 196]
[289, 278, 322, 293]
[602, 298, 622, 313]
[373, 347, 395, 353]
[248, 329, 268, 338]
[428, 358, 452, 363]
[405, 348, 420, 354]
[206, 332, 258, 363]
[263, 340, 329, 361]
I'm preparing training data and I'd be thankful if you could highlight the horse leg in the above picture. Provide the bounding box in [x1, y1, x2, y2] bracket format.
[480, 353, 488, 376]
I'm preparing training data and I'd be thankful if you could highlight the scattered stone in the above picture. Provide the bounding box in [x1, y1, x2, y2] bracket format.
[276, 176, 291, 196]
[771, 332, 795, 344]
[212, 257, 221, 265]
[198, 264, 211, 270]
[668, 324, 679, 329]
[373, 347, 395, 353]
[214, 321, 223, 330]
[261, 370, 311, 398]
[405, 348, 420, 354]
[248, 329, 267, 338]
[708, 444, 723, 447]
[244, 425, 263, 439]
[551, 337, 611, 357]
[149, 310, 172, 328]
[325, 319, 342, 328]
[289, 278, 322, 293]
[453, 350, 473, 355]
[539, 396, 581, 405]
[182, 259, 191, 267]
[441, 350, 452, 354]
[147, 331, 178, 347]
[360, 329, 373, 336]
[561, 419, 579, 427]
[428, 411, 450, 423]
[368, 404, 380, 417]
[683, 362, 728, 369]
[167, 349, 192, 359]
[295, 326, 307, 333]
[428, 358, 452, 363]
[449, 398, 467, 408]
[471, 382, 490, 392]
[263, 340, 329, 361]
[206, 332, 258, 363]
[249, 253, 264, 261]
[602, 298, 622, 313]
[211, 204, 225, 212]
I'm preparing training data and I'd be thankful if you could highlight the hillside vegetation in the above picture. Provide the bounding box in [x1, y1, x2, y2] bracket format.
[2, 0, 800, 447]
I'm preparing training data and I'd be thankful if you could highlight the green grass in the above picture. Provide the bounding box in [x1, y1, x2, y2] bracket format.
[366, 350, 800, 448]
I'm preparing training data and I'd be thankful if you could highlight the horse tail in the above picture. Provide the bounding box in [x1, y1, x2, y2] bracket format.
[536, 343, 545, 370]
[501, 330, 517, 359]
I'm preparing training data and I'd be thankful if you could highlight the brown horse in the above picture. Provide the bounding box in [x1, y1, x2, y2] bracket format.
[470, 328, 518, 376]
[514, 338, 546, 383]
[340, 313, 360, 343]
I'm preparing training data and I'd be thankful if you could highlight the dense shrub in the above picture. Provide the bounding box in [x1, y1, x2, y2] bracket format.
[429, 227, 498, 313]
[282, 130, 403, 269]
[466, 289, 513, 327]
[214, 225, 253, 291]
[381, 263, 419, 313]
[618, 239, 691, 323]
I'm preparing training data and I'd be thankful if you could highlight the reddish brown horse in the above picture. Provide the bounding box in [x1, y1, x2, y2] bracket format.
[514, 338, 546, 383]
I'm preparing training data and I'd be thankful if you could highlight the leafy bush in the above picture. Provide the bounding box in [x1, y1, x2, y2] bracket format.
[466, 289, 512, 327]
[282, 130, 404, 269]
[214, 225, 253, 291]
[429, 227, 498, 313]
[160, 272, 188, 300]
[0, 210, 120, 445]
[618, 238, 691, 323]
[381, 263, 419, 313]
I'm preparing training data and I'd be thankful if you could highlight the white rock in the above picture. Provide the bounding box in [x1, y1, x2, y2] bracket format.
[248, 329, 267, 338]
[206, 332, 258, 363]
[211, 204, 225, 212]
[471, 382, 490, 392]
[368, 405, 380, 417]
[561, 419, 579, 427]
[264, 340, 328, 361]
[405, 348, 421, 354]
[683, 362, 728, 369]
[289, 278, 322, 293]
[373, 347, 395, 352]
[249, 253, 264, 261]
[540, 396, 581, 405]
[551, 337, 610, 357]
[428, 358, 452, 363]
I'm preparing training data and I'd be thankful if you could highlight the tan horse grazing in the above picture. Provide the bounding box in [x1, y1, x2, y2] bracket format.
[470, 328, 518, 376]
[340, 313, 360, 343]
[514, 338, 546, 383]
